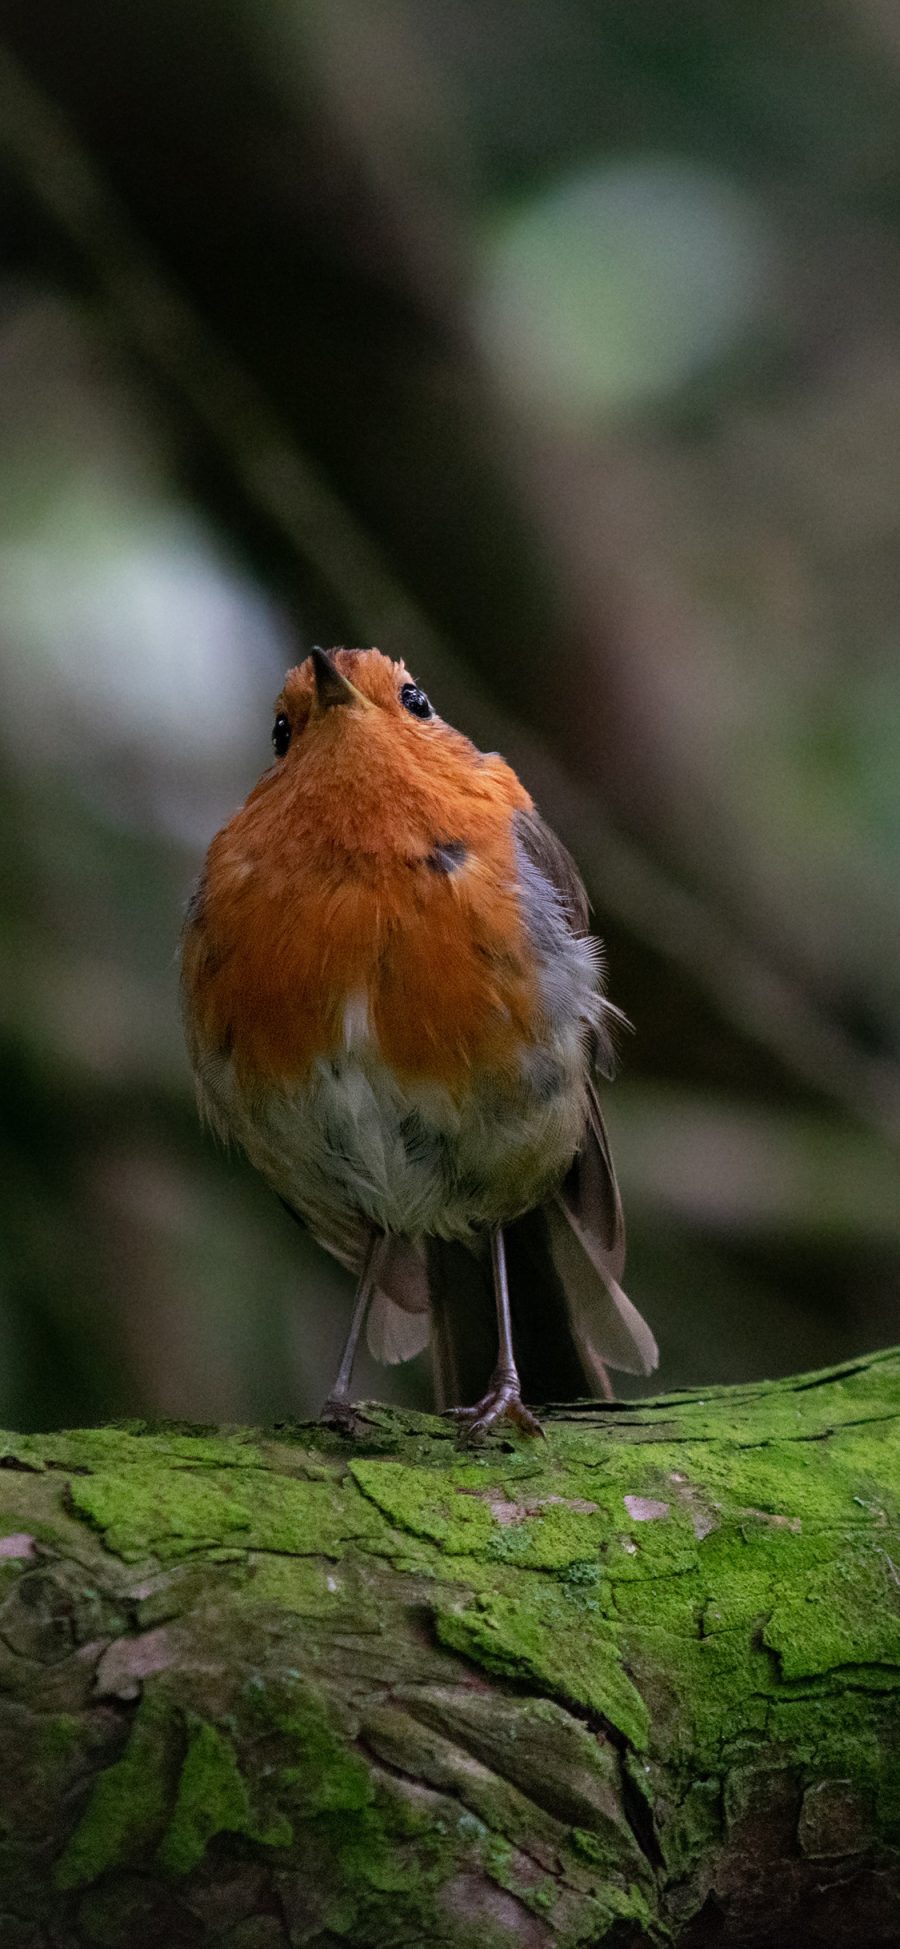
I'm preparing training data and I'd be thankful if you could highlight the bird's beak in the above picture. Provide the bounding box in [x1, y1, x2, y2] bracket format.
[310, 645, 372, 712]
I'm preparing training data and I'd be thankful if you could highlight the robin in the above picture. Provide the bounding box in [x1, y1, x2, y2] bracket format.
[182, 646, 657, 1434]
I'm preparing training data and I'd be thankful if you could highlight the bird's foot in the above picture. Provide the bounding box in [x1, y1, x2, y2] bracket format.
[318, 1395, 366, 1437]
[445, 1377, 545, 1442]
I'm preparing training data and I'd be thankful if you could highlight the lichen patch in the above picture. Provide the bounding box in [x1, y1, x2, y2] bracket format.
[0, 1532, 36, 1558]
[623, 1496, 670, 1522]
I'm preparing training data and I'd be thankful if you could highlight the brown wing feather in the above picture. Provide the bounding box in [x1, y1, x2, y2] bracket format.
[562, 1079, 626, 1281]
[517, 808, 657, 1379]
[515, 806, 627, 1078]
[517, 807, 625, 1268]
[515, 806, 591, 935]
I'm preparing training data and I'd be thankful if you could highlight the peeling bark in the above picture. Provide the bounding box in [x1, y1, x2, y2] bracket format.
[0, 1351, 898, 1947]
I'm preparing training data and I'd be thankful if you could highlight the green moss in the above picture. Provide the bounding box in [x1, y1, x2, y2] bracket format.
[350, 1456, 503, 1552]
[547, 1350, 899, 1454]
[622, 1623, 777, 1769]
[34, 1713, 82, 1766]
[764, 1544, 900, 1676]
[238, 1673, 455, 1942]
[351, 1451, 708, 1586]
[569, 1826, 612, 1868]
[0, 1435, 44, 1471]
[0, 1560, 28, 1606]
[244, 1670, 372, 1816]
[68, 1466, 255, 1560]
[657, 1776, 722, 1877]
[245, 1551, 379, 1625]
[436, 1579, 650, 1751]
[68, 1463, 387, 1562]
[766, 1689, 896, 1804]
[238, 1669, 640, 1942]
[53, 1692, 175, 1889]
[157, 1717, 289, 1875]
[609, 1570, 703, 1634]
[351, 1457, 622, 1571]
[52, 1424, 267, 1471]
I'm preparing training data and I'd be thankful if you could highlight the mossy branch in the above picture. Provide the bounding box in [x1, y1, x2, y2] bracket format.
[1, 1351, 898, 1946]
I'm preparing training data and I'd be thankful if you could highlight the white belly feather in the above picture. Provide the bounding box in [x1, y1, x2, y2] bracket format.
[198, 1025, 587, 1245]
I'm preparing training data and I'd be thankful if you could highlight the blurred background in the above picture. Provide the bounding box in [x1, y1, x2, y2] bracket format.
[1, 0, 899, 1431]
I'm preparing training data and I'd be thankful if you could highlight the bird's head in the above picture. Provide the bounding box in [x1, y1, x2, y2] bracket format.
[238, 646, 528, 863]
[273, 645, 445, 770]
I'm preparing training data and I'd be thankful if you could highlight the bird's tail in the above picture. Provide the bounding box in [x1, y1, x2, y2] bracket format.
[427, 1201, 657, 1410]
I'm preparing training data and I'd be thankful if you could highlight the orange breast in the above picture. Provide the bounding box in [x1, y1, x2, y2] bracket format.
[183, 750, 539, 1096]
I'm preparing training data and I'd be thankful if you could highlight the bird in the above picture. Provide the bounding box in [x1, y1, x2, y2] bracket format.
[181, 645, 658, 1435]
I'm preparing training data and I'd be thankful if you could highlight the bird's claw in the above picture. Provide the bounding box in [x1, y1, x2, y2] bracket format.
[445, 1381, 545, 1442]
[318, 1396, 365, 1436]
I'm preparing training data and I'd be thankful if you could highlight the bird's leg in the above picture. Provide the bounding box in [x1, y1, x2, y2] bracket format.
[320, 1231, 384, 1430]
[446, 1226, 544, 1439]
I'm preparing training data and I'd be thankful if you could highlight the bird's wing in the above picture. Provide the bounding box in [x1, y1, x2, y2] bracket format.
[515, 807, 657, 1379]
[277, 1194, 369, 1278]
[514, 805, 626, 1078]
[559, 1078, 626, 1279]
[515, 805, 625, 1272]
[514, 804, 591, 934]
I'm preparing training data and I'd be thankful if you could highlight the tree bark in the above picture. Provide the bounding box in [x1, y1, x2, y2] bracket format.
[0, 1351, 898, 1948]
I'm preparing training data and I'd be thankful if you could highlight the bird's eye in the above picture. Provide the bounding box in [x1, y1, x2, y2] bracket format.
[272, 712, 292, 757]
[400, 683, 433, 719]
